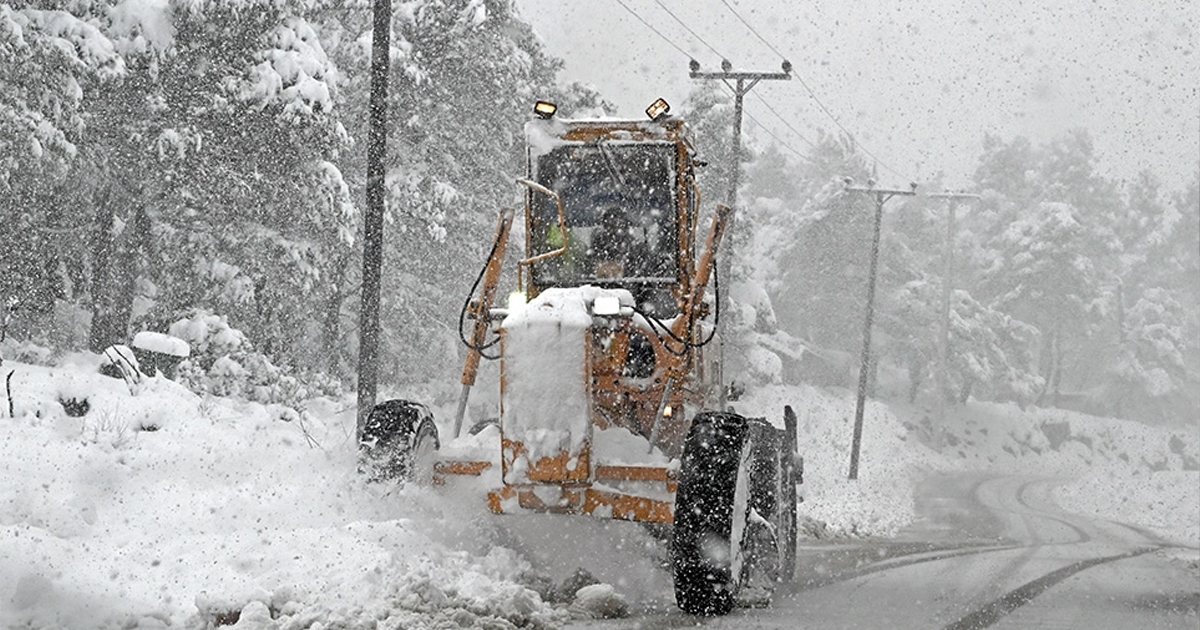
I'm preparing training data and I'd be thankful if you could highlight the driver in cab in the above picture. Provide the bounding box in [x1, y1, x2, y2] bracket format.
[590, 206, 648, 279]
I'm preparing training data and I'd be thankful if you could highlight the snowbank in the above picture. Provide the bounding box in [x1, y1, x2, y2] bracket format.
[0, 359, 563, 629]
[733, 383, 920, 538]
[1056, 467, 1199, 544]
[906, 399, 1200, 545]
[732, 383, 1198, 545]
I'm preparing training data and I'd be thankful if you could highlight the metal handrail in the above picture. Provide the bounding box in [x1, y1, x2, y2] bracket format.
[516, 178, 568, 292]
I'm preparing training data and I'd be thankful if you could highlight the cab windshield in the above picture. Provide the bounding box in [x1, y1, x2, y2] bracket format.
[529, 142, 678, 288]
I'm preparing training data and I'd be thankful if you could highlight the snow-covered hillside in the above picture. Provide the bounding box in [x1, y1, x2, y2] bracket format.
[2, 353, 1196, 628]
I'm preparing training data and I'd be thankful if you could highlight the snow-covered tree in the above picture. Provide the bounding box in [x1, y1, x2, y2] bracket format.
[680, 82, 743, 212]
[742, 131, 877, 389]
[1105, 287, 1192, 420]
[1087, 173, 1200, 422]
[0, 4, 123, 339]
[882, 279, 939, 402]
[0, 4, 123, 178]
[944, 289, 1043, 406]
[984, 200, 1098, 403]
[0, 0, 357, 376]
[74, 1, 352, 363]
[969, 130, 1139, 410]
[973, 134, 1039, 206]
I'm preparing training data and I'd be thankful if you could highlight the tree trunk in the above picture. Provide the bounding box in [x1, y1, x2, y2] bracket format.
[1, 299, 12, 343]
[254, 275, 274, 355]
[906, 353, 924, 403]
[111, 205, 148, 337]
[89, 186, 120, 352]
[1050, 323, 1064, 407]
[1036, 328, 1056, 405]
[357, 0, 391, 439]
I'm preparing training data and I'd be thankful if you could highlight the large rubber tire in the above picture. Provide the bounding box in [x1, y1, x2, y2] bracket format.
[774, 451, 798, 581]
[739, 418, 784, 603]
[779, 406, 800, 581]
[358, 399, 440, 483]
[671, 411, 750, 616]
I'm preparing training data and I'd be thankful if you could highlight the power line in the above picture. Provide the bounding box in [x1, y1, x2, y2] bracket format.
[611, 0, 692, 59]
[613, 1, 808, 161]
[744, 110, 811, 162]
[610, 0, 895, 178]
[793, 80, 906, 181]
[716, 0, 787, 59]
[628, 3, 815, 159]
[712, 0, 908, 180]
[649, 0, 726, 60]
[651, 0, 902, 178]
[750, 91, 816, 150]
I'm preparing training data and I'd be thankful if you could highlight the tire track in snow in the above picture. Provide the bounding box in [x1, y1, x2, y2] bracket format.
[792, 541, 1022, 592]
[1013, 479, 1091, 543]
[939, 546, 1159, 630]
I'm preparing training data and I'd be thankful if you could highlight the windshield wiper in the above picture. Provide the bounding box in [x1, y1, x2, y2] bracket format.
[595, 141, 627, 188]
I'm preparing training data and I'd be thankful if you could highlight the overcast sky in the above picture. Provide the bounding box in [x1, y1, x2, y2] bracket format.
[514, 0, 1198, 192]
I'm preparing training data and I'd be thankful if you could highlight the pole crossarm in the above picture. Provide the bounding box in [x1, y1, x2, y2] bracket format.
[928, 191, 981, 201]
[690, 70, 791, 81]
[723, 77, 761, 94]
[845, 184, 917, 204]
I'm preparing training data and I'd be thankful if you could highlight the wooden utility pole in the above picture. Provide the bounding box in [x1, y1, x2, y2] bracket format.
[689, 59, 790, 401]
[843, 181, 916, 480]
[928, 191, 979, 447]
[357, 0, 391, 440]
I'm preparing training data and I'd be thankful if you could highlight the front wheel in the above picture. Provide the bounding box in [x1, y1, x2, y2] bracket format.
[672, 412, 794, 615]
[671, 412, 757, 615]
[358, 399, 440, 483]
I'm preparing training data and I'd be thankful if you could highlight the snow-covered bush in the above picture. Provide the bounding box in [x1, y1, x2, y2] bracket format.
[169, 311, 247, 359]
[0, 337, 55, 366]
[167, 310, 306, 406]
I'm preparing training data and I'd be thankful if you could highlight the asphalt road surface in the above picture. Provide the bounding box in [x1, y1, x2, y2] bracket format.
[564, 473, 1200, 629]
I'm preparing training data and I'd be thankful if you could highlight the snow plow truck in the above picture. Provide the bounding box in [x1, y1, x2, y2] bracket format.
[359, 99, 801, 615]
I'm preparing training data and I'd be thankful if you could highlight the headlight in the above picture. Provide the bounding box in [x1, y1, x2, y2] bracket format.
[645, 98, 670, 121]
[592, 295, 621, 316]
[533, 101, 557, 119]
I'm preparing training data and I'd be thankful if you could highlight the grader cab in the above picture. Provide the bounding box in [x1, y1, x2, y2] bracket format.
[360, 99, 800, 615]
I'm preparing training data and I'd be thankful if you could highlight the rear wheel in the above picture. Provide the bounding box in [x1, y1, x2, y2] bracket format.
[358, 399, 440, 483]
[740, 418, 785, 604]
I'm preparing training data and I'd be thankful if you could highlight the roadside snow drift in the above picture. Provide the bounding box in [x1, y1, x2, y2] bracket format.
[0, 359, 565, 629]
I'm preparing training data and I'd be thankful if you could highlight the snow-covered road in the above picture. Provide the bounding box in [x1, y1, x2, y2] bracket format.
[568, 473, 1200, 629]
